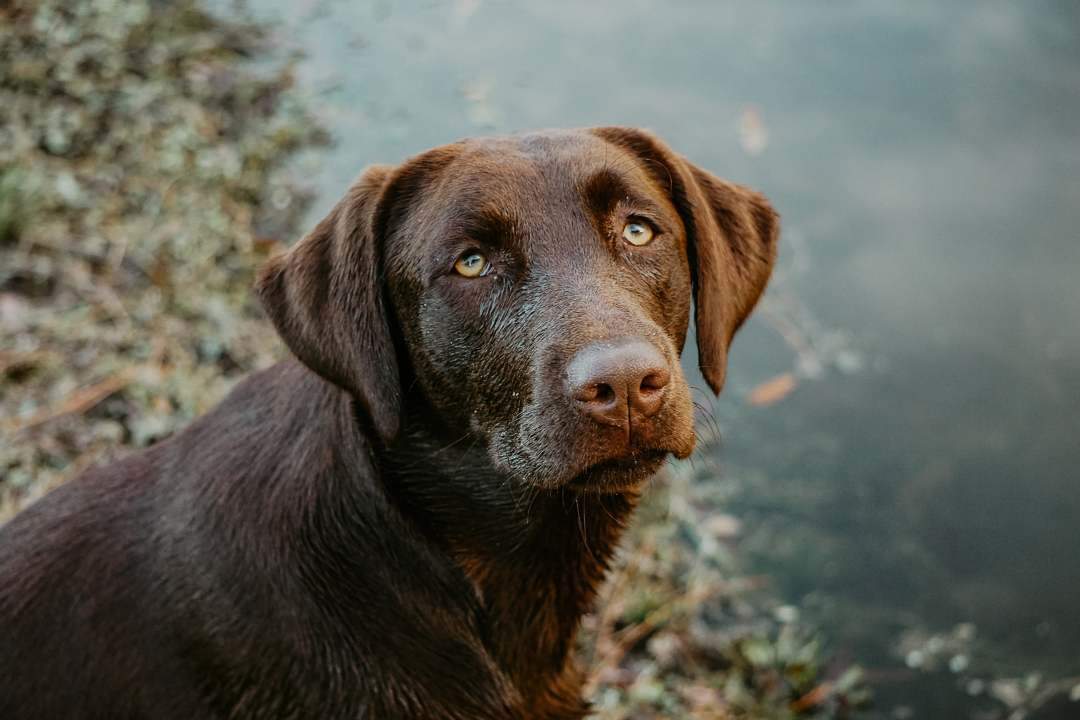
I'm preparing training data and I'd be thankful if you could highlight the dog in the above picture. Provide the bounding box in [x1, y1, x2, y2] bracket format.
[0, 127, 777, 719]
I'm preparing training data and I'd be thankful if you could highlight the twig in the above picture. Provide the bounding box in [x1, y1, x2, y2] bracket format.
[5, 368, 135, 435]
[585, 580, 747, 696]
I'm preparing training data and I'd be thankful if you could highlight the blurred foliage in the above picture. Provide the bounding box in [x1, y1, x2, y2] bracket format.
[584, 462, 868, 719]
[0, 0, 327, 511]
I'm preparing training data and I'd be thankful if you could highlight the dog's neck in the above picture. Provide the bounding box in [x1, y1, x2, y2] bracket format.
[378, 405, 640, 715]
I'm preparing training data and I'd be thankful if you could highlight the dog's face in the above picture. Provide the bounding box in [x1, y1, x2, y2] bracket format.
[257, 128, 777, 493]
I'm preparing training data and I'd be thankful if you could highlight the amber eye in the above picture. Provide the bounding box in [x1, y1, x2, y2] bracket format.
[621, 220, 654, 246]
[453, 251, 490, 278]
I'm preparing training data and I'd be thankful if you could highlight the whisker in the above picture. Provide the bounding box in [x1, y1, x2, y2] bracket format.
[431, 432, 474, 456]
[691, 401, 721, 446]
[691, 399, 724, 449]
[575, 496, 592, 559]
[597, 493, 620, 525]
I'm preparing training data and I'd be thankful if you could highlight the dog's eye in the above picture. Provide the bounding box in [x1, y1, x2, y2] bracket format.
[621, 221, 654, 247]
[453, 251, 491, 278]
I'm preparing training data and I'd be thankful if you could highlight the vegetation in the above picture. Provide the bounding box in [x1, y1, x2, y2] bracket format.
[1, 0, 326, 511]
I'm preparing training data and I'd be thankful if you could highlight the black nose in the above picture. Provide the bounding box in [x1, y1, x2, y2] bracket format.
[567, 339, 670, 428]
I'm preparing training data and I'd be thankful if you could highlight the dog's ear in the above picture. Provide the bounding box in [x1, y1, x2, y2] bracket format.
[591, 127, 779, 394]
[255, 165, 401, 441]
[680, 165, 779, 394]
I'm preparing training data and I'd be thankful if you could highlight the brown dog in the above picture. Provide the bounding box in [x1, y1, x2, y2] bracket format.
[0, 127, 777, 719]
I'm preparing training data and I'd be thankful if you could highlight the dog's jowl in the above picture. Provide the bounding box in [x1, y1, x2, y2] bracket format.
[0, 128, 778, 719]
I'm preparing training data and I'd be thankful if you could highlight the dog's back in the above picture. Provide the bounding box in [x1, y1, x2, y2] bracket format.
[1, 428, 198, 716]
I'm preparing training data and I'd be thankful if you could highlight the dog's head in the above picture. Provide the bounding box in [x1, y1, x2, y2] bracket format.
[257, 128, 777, 493]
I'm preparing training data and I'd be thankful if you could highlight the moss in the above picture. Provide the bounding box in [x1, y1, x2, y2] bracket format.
[0, 0, 327, 511]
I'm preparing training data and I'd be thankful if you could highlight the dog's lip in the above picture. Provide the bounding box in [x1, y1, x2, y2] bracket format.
[567, 448, 671, 492]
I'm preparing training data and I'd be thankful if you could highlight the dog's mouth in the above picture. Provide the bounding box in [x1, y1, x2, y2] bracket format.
[499, 381, 697, 493]
[567, 449, 671, 494]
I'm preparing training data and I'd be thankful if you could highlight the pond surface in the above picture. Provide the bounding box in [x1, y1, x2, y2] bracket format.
[247, 1, 1080, 715]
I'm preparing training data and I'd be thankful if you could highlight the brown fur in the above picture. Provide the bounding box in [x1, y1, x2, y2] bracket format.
[0, 128, 777, 719]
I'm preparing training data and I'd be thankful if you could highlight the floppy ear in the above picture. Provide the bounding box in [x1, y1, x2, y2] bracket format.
[255, 165, 401, 441]
[591, 127, 779, 394]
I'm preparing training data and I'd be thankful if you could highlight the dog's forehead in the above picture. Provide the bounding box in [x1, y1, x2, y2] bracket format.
[390, 131, 681, 272]
[438, 131, 651, 208]
[460, 129, 610, 167]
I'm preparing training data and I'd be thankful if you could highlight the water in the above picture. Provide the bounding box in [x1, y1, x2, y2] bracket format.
[245, 1, 1080, 715]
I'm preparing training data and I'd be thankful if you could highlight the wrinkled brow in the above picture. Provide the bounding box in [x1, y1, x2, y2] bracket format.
[448, 204, 521, 246]
[579, 169, 667, 218]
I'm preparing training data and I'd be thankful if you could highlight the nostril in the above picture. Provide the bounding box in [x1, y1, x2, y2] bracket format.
[576, 382, 616, 406]
[594, 383, 616, 405]
[639, 371, 669, 395]
[639, 369, 665, 397]
[631, 367, 670, 419]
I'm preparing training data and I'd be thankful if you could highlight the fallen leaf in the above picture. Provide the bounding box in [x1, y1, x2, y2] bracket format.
[791, 681, 833, 712]
[738, 105, 769, 156]
[746, 372, 797, 407]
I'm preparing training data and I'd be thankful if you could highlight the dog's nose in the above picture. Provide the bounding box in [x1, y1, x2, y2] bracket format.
[567, 340, 670, 427]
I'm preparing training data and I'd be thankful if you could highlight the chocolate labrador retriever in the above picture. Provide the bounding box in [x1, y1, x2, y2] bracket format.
[0, 127, 777, 719]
